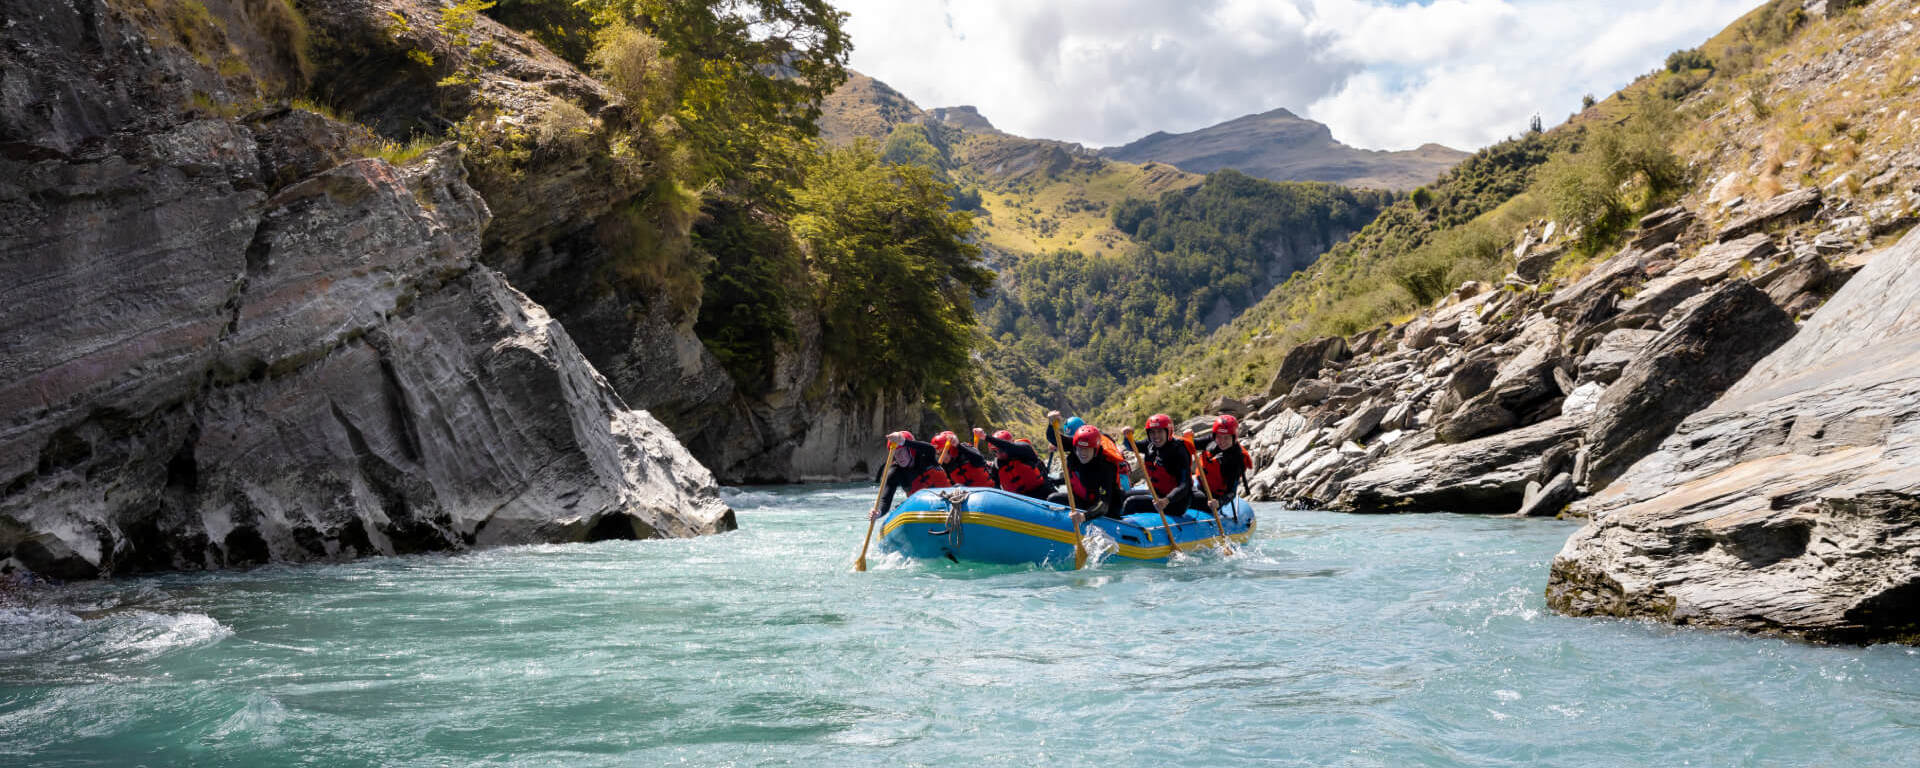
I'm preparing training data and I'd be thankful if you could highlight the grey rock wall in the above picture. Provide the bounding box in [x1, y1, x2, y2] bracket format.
[1547, 228, 1920, 643]
[0, 0, 731, 579]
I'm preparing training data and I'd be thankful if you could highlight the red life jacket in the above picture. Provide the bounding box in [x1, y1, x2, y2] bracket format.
[949, 462, 994, 488]
[1067, 461, 1121, 502]
[1145, 455, 1178, 496]
[907, 466, 952, 495]
[1198, 445, 1253, 498]
[996, 457, 1046, 494]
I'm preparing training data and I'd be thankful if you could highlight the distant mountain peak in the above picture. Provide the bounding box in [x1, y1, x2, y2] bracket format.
[1101, 110, 1466, 191]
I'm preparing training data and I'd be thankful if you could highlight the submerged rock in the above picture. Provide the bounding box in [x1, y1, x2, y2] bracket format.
[1549, 228, 1920, 643]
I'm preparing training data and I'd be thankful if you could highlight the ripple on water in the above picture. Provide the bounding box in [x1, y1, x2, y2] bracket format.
[3, 493, 1919, 766]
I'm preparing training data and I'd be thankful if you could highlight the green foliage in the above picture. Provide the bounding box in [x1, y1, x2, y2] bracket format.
[694, 198, 801, 392]
[579, 0, 850, 199]
[1582, 94, 1598, 110]
[986, 171, 1392, 408]
[485, 0, 599, 66]
[434, 0, 499, 88]
[1098, 130, 1564, 421]
[1666, 48, 1714, 73]
[1539, 99, 1685, 251]
[790, 146, 993, 396]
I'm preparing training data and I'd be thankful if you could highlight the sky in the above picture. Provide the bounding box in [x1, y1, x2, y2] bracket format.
[829, 0, 1761, 152]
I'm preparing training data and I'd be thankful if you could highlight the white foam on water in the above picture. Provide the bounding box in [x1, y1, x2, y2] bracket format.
[207, 693, 289, 746]
[104, 611, 233, 660]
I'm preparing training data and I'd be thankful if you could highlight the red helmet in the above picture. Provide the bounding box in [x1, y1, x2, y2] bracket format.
[931, 431, 957, 452]
[1145, 414, 1173, 431]
[896, 430, 914, 443]
[1015, 438, 1033, 446]
[1212, 415, 1240, 436]
[1072, 425, 1101, 448]
[992, 430, 1014, 442]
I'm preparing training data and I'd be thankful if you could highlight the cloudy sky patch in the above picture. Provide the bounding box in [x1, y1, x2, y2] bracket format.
[831, 0, 1759, 151]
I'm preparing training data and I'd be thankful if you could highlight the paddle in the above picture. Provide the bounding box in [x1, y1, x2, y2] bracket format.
[1123, 427, 1181, 556]
[1182, 430, 1236, 555]
[854, 442, 899, 572]
[1050, 415, 1088, 570]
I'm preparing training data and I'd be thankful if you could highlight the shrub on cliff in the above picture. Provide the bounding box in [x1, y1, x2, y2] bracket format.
[790, 146, 994, 397]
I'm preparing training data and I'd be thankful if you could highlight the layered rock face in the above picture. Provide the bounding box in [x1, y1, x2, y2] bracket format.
[296, 0, 936, 484]
[1547, 228, 1920, 643]
[0, 0, 731, 579]
[1234, 192, 1858, 518]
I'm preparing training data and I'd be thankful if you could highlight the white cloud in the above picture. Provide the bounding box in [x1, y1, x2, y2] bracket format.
[832, 0, 1760, 152]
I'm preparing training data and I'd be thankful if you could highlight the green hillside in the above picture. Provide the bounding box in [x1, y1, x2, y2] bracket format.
[1098, 0, 1876, 423]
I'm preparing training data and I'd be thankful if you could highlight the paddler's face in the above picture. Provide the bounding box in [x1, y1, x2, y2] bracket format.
[1075, 444, 1095, 463]
[1215, 432, 1236, 449]
[1148, 428, 1168, 446]
[894, 450, 912, 468]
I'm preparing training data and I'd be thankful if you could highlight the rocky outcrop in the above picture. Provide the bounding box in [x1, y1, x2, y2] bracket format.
[1577, 281, 1797, 491]
[0, 0, 731, 579]
[290, 0, 952, 483]
[1546, 227, 1920, 643]
[1238, 185, 1853, 519]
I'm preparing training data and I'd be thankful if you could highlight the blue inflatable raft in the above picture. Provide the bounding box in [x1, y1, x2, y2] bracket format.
[877, 487, 1255, 566]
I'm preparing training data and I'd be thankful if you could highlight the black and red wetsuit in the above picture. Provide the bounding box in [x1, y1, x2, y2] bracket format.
[1123, 438, 1193, 516]
[1049, 449, 1128, 519]
[878, 439, 952, 511]
[982, 435, 1054, 499]
[1189, 433, 1254, 511]
[941, 443, 996, 488]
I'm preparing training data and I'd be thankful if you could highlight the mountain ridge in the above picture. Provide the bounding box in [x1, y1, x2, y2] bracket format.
[1100, 107, 1469, 191]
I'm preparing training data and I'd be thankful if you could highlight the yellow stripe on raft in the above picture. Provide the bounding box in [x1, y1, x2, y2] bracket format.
[881, 510, 1254, 561]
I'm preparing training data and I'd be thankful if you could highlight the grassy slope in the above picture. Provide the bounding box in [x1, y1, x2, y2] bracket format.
[1098, 0, 1863, 423]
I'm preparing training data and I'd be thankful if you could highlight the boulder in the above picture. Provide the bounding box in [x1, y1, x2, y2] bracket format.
[1332, 404, 1390, 446]
[1443, 355, 1502, 404]
[1716, 187, 1822, 242]
[1754, 251, 1834, 311]
[1631, 206, 1695, 251]
[1335, 416, 1586, 514]
[1579, 280, 1799, 493]
[1543, 248, 1647, 328]
[1515, 245, 1568, 283]
[1265, 336, 1348, 397]
[1550, 228, 1920, 643]
[1436, 394, 1519, 443]
[1283, 378, 1334, 409]
[1673, 233, 1776, 283]
[1210, 396, 1248, 417]
[1577, 329, 1660, 384]
[1514, 473, 1577, 517]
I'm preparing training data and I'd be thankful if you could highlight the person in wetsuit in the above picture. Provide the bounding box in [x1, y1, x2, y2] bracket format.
[975, 428, 1055, 500]
[932, 430, 996, 488]
[1190, 415, 1255, 514]
[868, 431, 953, 520]
[1122, 413, 1193, 517]
[1047, 423, 1128, 523]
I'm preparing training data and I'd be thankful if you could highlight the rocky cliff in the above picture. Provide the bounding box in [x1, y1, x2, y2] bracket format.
[0, 0, 732, 580]
[304, 2, 962, 484]
[1546, 227, 1920, 643]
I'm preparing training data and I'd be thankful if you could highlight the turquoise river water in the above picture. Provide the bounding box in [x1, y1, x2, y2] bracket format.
[5, 485, 1920, 766]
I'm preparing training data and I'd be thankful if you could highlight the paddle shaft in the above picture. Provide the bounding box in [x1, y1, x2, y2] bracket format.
[1183, 433, 1236, 554]
[1125, 431, 1181, 555]
[1050, 417, 1087, 570]
[854, 443, 899, 572]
